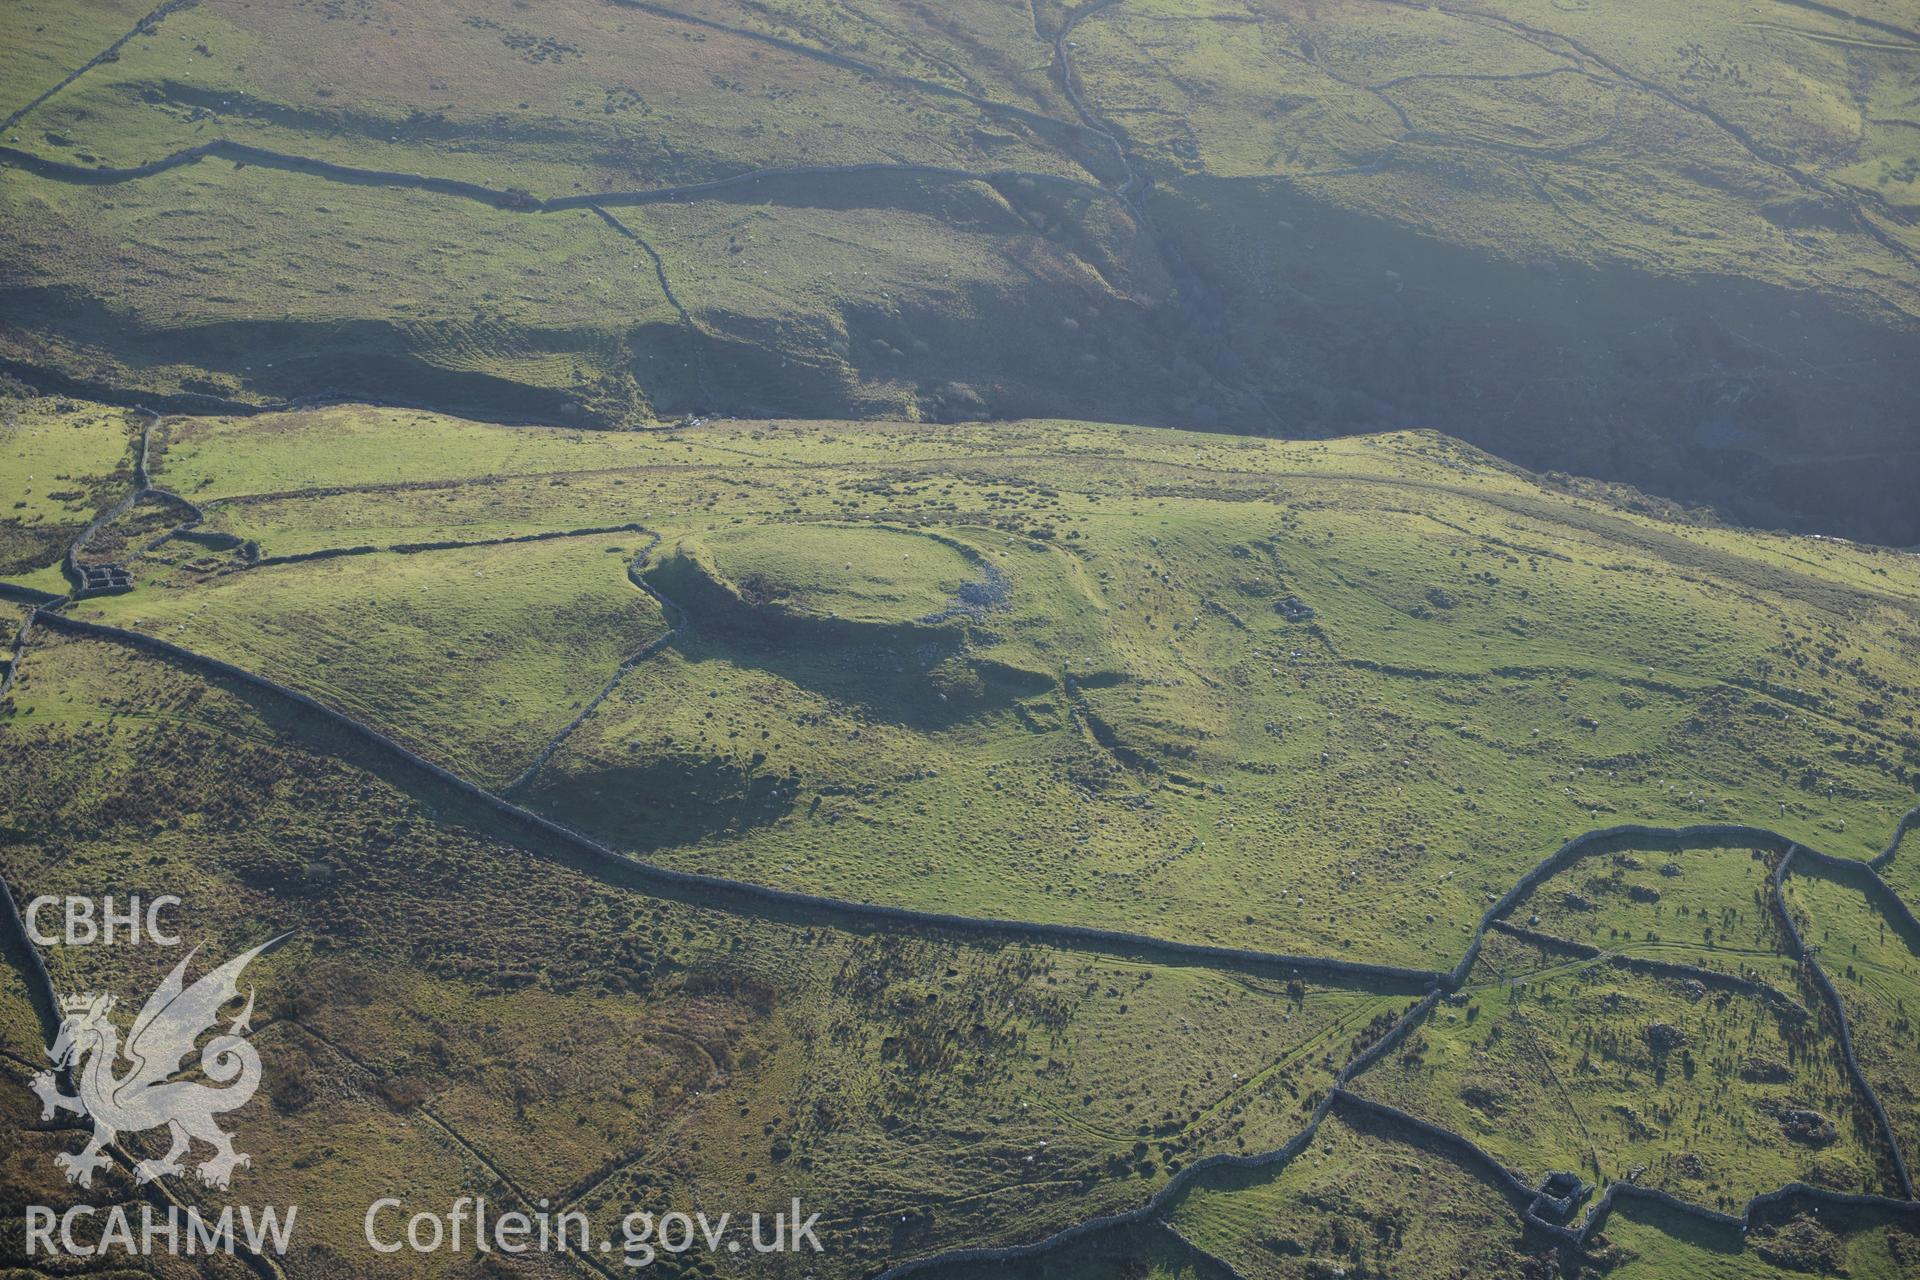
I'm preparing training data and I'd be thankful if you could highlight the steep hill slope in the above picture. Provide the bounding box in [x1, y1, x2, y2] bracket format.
[2, 0, 1917, 538]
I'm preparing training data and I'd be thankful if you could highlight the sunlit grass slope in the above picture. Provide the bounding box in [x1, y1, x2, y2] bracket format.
[73, 534, 670, 787]
[9, 401, 1897, 970]
[0, 397, 135, 579]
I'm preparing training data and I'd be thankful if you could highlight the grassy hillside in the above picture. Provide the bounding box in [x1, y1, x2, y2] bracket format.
[77, 533, 672, 787]
[4, 397, 1919, 1273]
[112, 408, 1920, 959]
[2, 0, 1916, 538]
[1783, 867, 1920, 1175]
[0, 396, 135, 580]
[13, 401, 1908, 967]
[5, 0, 1919, 1265]
[1164, 1109, 1562, 1279]
[1, 624, 1404, 1276]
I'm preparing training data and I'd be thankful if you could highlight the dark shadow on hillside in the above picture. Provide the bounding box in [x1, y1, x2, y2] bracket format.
[1607, 1194, 1747, 1257]
[522, 748, 799, 855]
[8, 138, 1920, 541]
[0, 288, 637, 424]
[644, 556, 1056, 733]
[1163, 175, 1920, 545]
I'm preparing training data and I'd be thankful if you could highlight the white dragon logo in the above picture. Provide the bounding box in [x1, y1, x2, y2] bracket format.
[31, 937, 284, 1190]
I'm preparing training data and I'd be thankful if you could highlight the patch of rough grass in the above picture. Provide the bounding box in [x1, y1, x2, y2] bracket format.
[1359, 936, 1886, 1208]
[0, 396, 136, 578]
[1782, 866, 1920, 1185]
[2, 625, 1400, 1278]
[72, 533, 669, 787]
[1163, 1110, 1549, 1280]
[1600, 1192, 1920, 1280]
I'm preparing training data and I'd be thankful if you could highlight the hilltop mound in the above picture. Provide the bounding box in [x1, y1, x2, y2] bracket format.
[656, 522, 993, 630]
[5, 399, 1920, 1276]
[9, 402, 1907, 967]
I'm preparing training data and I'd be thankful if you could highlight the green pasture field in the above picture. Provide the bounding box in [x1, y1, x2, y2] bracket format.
[0, 0, 158, 123]
[1358, 933, 1886, 1207]
[1163, 1109, 1547, 1279]
[911, 1226, 1208, 1280]
[8, 0, 1082, 190]
[0, 161, 676, 372]
[69, 533, 670, 787]
[1783, 866, 1920, 1181]
[1506, 840, 1799, 982]
[1074, 0, 1920, 316]
[685, 523, 984, 623]
[0, 397, 135, 578]
[2, 399, 1918, 1275]
[1166, 1103, 1920, 1278]
[4, 0, 1920, 1263]
[1602, 1194, 1920, 1280]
